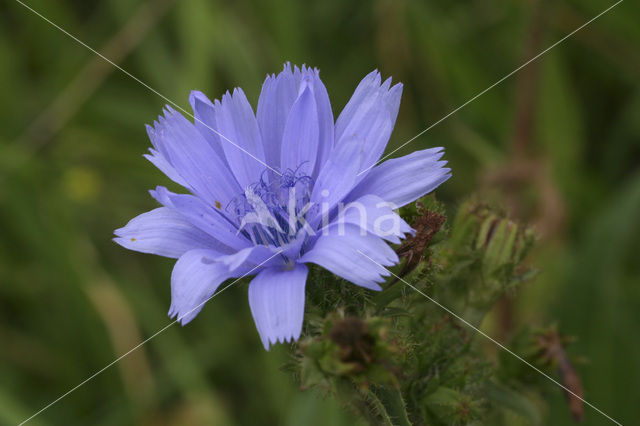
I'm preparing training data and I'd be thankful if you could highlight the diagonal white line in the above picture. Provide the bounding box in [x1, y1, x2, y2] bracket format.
[356, 250, 623, 425]
[18, 250, 283, 426]
[357, 0, 624, 176]
[13, 0, 281, 176]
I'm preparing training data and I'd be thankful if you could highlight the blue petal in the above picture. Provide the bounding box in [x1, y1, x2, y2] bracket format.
[335, 71, 402, 173]
[217, 244, 283, 271]
[188, 90, 230, 166]
[308, 67, 334, 177]
[335, 70, 381, 138]
[257, 64, 298, 170]
[248, 264, 308, 350]
[170, 247, 283, 325]
[280, 79, 319, 175]
[300, 224, 398, 290]
[309, 135, 365, 225]
[169, 249, 235, 324]
[143, 146, 189, 188]
[150, 186, 250, 252]
[214, 88, 266, 188]
[338, 194, 413, 244]
[347, 148, 451, 207]
[147, 107, 241, 208]
[258, 64, 334, 178]
[114, 208, 222, 259]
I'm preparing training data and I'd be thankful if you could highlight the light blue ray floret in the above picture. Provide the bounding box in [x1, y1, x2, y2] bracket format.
[114, 63, 451, 350]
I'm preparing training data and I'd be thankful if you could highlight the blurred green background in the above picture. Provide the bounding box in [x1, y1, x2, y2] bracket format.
[1, 0, 638, 424]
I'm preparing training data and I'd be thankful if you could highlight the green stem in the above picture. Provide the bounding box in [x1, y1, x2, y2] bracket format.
[377, 386, 413, 426]
[359, 386, 413, 426]
[365, 389, 395, 426]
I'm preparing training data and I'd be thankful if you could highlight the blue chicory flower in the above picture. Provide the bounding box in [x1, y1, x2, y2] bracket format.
[114, 63, 451, 349]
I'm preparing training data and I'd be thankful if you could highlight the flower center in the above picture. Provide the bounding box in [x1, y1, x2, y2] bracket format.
[227, 167, 314, 247]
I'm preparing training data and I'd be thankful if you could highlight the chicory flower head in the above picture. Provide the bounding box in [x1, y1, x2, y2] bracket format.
[115, 63, 451, 349]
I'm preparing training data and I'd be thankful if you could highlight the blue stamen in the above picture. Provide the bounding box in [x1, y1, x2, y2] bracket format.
[227, 166, 315, 248]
